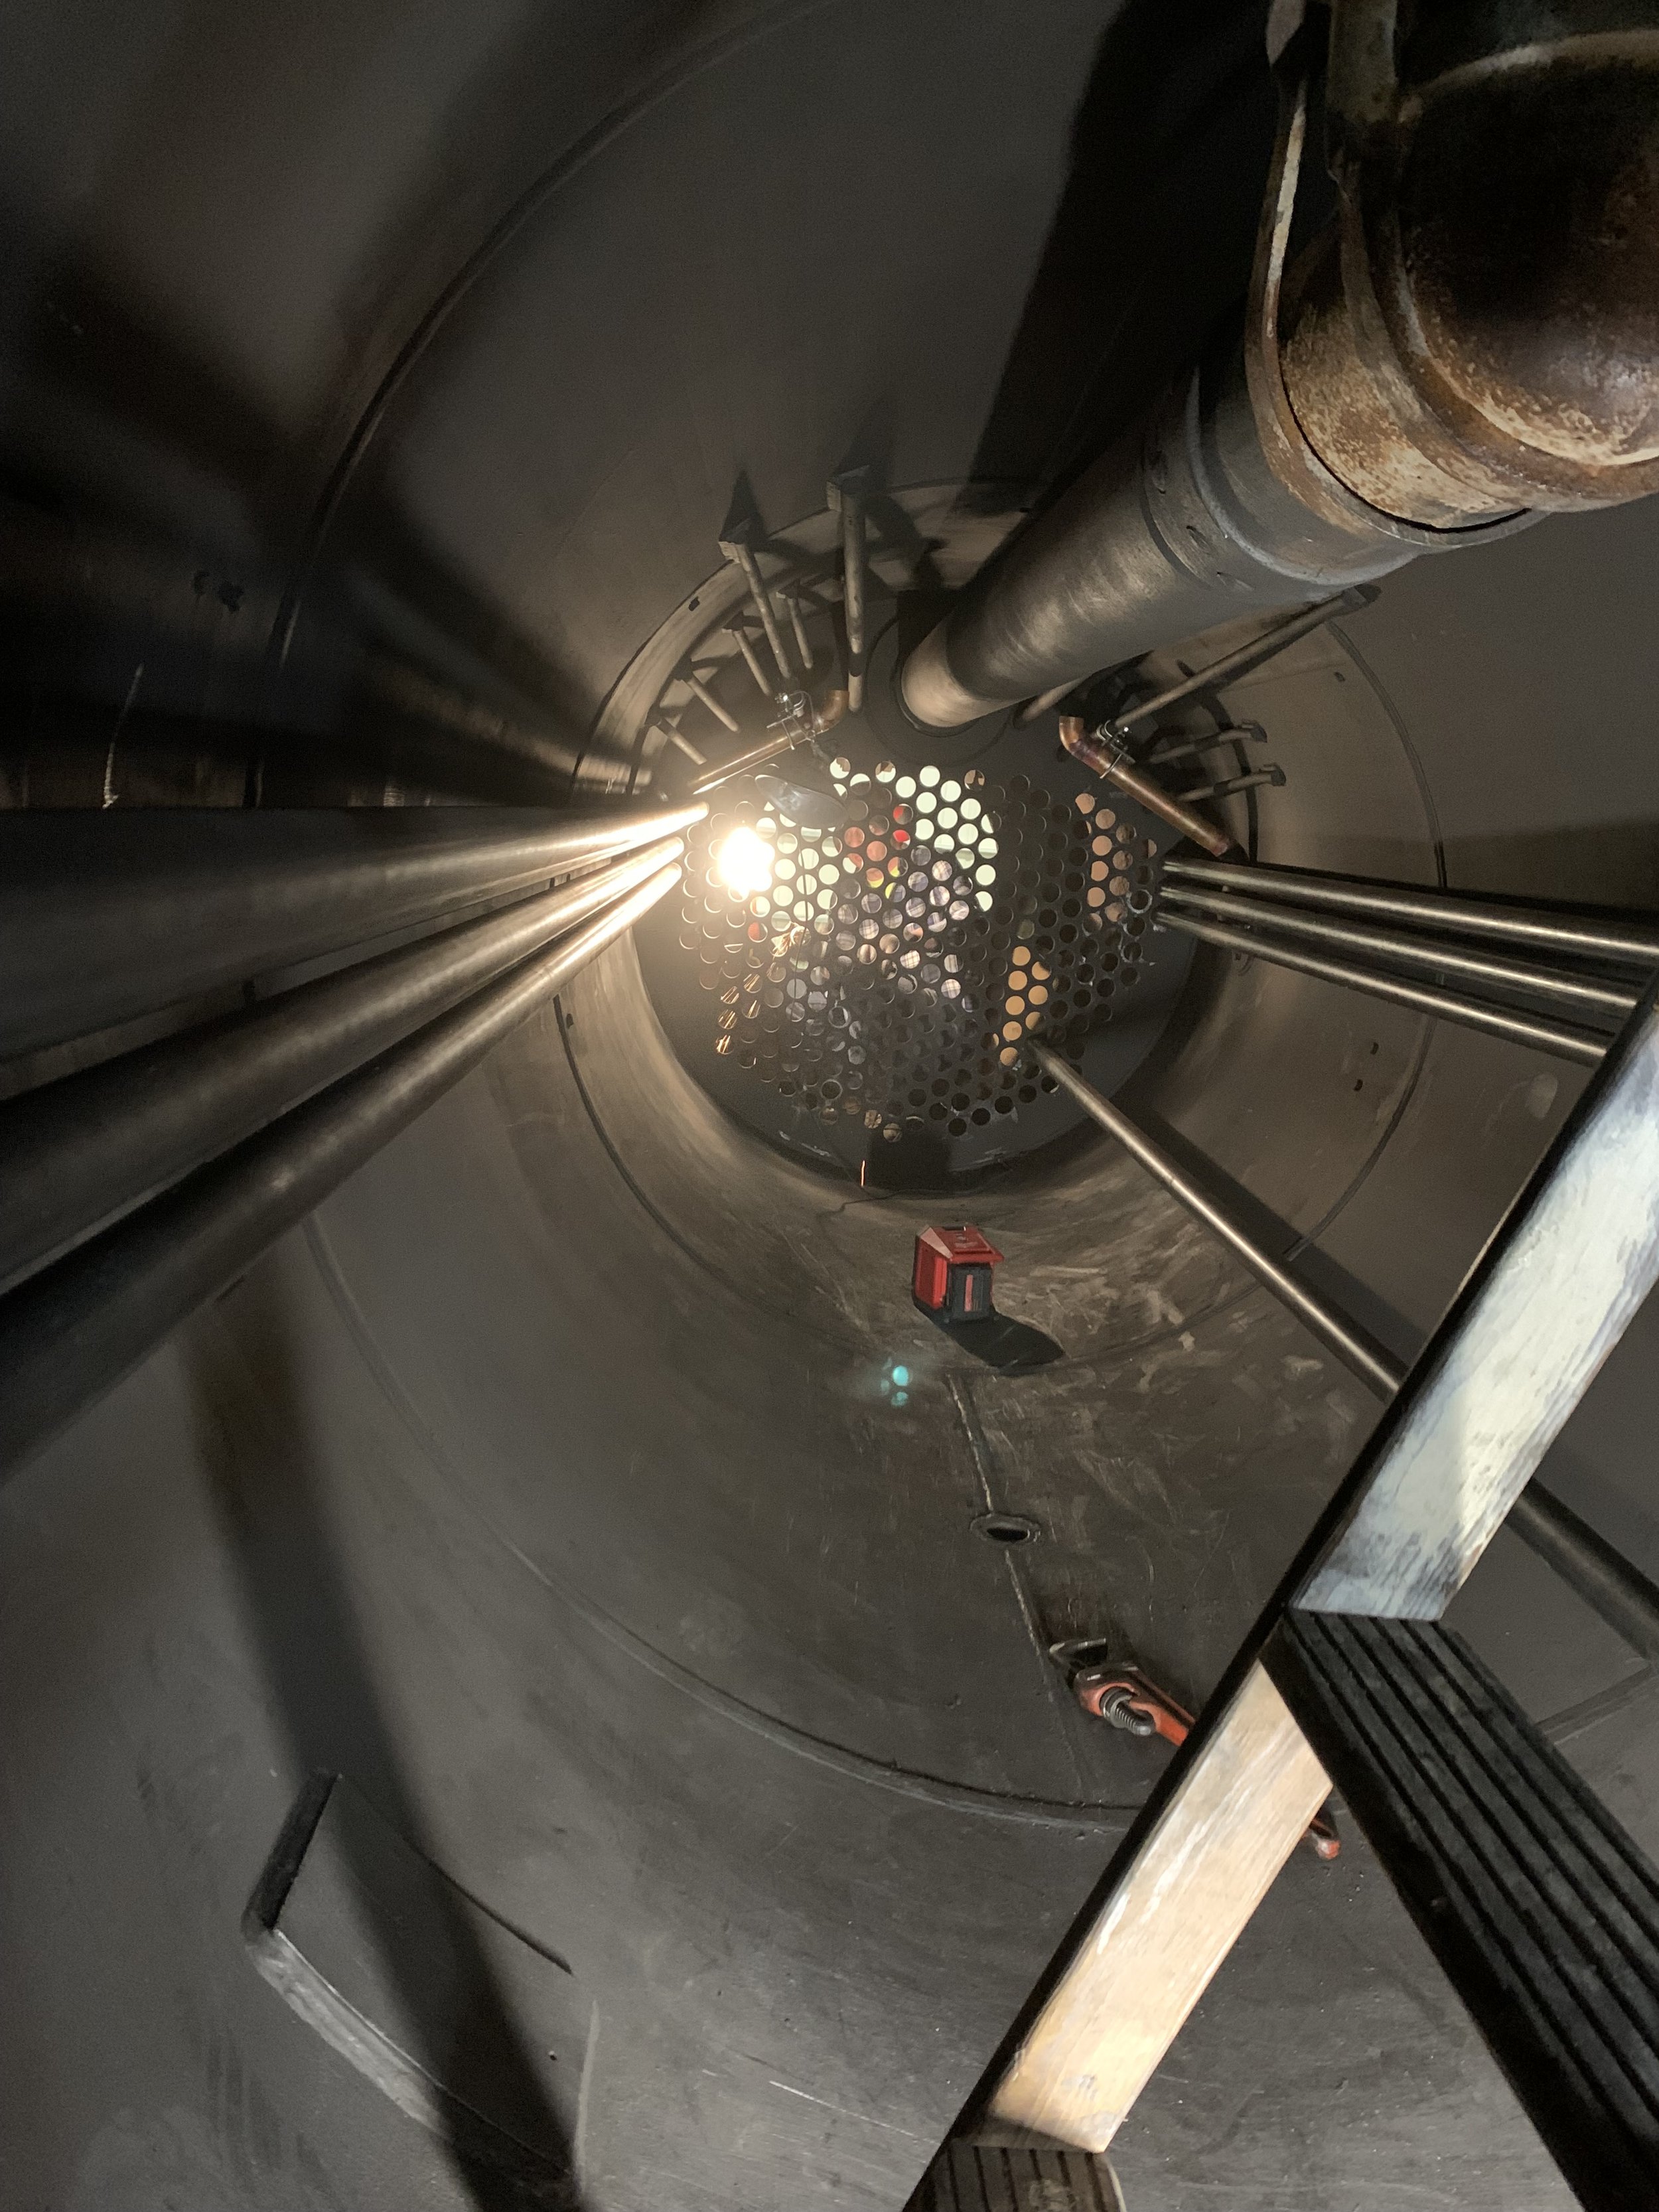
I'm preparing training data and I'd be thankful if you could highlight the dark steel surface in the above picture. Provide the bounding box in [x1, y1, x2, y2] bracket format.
[901, 2, 1659, 730]
[1, 4, 1658, 2210]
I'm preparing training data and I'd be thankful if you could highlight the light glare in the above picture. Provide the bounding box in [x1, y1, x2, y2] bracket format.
[714, 826, 774, 899]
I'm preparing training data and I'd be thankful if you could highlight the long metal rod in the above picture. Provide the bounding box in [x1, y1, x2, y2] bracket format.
[720, 533, 792, 686]
[726, 624, 771, 696]
[0, 838, 686, 1294]
[1161, 883, 1638, 1023]
[1112, 593, 1369, 731]
[1506, 1487, 1659, 1668]
[785, 587, 814, 672]
[1058, 717, 1234, 857]
[1032, 1038, 1659, 1663]
[1145, 724, 1262, 766]
[1030, 1043, 1403, 1394]
[831, 472, 869, 714]
[691, 728, 811, 796]
[0, 861, 681, 1479]
[683, 671, 739, 733]
[0, 801, 706, 1061]
[1163, 855, 1659, 970]
[1164, 908, 1609, 1065]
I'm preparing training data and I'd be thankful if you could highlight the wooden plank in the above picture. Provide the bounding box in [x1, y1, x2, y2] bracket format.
[987, 1662, 1329, 2151]
[1300, 992, 1659, 1617]
[977, 994, 1659, 2161]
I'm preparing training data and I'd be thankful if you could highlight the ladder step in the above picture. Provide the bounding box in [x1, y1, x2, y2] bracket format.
[1268, 1611, 1659, 2212]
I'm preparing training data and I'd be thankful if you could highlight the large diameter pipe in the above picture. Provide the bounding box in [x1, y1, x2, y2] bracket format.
[1159, 883, 1638, 1025]
[0, 837, 685, 1293]
[1163, 857, 1659, 971]
[900, 23, 1659, 730]
[1033, 1041, 1659, 1666]
[0, 862, 680, 1479]
[0, 801, 705, 1059]
[901, 346, 1411, 729]
[1163, 908, 1610, 1066]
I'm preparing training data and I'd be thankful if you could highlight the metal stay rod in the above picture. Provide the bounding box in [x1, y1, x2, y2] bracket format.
[1163, 907, 1609, 1065]
[719, 527, 793, 686]
[0, 837, 686, 1295]
[0, 800, 706, 1061]
[1160, 882, 1637, 1023]
[1163, 855, 1659, 970]
[0, 861, 682, 1479]
[1112, 590, 1373, 731]
[1030, 1039, 1659, 1664]
[830, 470, 869, 713]
[1030, 1043, 1402, 1395]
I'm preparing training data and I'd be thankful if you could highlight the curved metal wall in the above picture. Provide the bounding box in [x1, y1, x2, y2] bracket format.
[3, 6, 1658, 2209]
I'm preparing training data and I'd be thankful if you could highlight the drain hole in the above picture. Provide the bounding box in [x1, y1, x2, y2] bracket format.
[973, 1512, 1039, 1545]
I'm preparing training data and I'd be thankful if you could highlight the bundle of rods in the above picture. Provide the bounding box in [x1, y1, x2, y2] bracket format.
[1157, 859, 1659, 1067]
[0, 800, 701, 1475]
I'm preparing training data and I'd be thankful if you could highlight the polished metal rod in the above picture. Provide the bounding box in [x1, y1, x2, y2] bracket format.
[0, 861, 681, 1478]
[0, 837, 686, 1295]
[1113, 591, 1371, 731]
[1030, 1042, 1404, 1395]
[1163, 856, 1659, 970]
[1161, 883, 1638, 1023]
[1164, 909, 1608, 1065]
[1035, 1037, 1659, 1662]
[0, 801, 705, 1061]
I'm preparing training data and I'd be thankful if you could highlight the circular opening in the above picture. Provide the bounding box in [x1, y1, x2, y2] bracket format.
[972, 1512, 1040, 1545]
